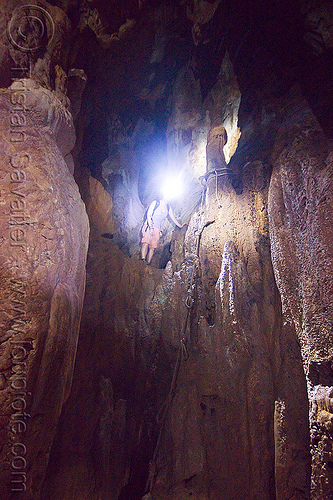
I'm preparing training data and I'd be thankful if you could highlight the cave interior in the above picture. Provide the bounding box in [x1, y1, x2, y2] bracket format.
[1, 0, 333, 499]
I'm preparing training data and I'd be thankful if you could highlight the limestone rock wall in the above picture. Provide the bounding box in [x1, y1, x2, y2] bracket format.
[0, 1, 333, 499]
[42, 165, 310, 500]
[0, 2, 90, 498]
[149, 166, 309, 499]
[0, 79, 89, 499]
[268, 89, 333, 500]
[42, 0, 333, 498]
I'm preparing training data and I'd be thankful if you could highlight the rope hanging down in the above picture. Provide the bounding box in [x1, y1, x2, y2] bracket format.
[144, 256, 199, 497]
[199, 167, 234, 185]
[144, 187, 207, 498]
[199, 167, 234, 209]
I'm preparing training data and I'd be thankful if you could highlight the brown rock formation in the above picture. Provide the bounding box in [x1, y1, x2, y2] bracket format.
[268, 88, 333, 499]
[0, 78, 89, 498]
[148, 167, 309, 499]
[0, 2, 89, 498]
[1, 1, 333, 499]
[42, 165, 310, 500]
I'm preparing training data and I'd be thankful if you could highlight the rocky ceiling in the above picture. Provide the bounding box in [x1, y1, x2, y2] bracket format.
[0, 1, 333, 499]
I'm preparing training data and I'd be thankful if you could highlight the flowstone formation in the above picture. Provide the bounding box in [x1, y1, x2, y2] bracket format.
[0, 79, 89, 497]
[268, 89, 333, 499]
[1, 1, 333, 500]
[0, 3, 89, 499]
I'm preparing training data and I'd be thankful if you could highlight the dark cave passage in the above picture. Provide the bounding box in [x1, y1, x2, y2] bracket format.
[1, 1, 333, 500]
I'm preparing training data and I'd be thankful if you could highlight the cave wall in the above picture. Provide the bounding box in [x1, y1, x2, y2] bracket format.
[42, 165, 310, 500]
[268, 88, 333, 499]
[0, 2, 89, 498]
[150, 168, 310, 499]
[0, 1, 333, 499]
[0, 80, 89, 497]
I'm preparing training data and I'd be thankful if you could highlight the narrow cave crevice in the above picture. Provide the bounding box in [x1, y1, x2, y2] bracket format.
[158, 242, 172, 269]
